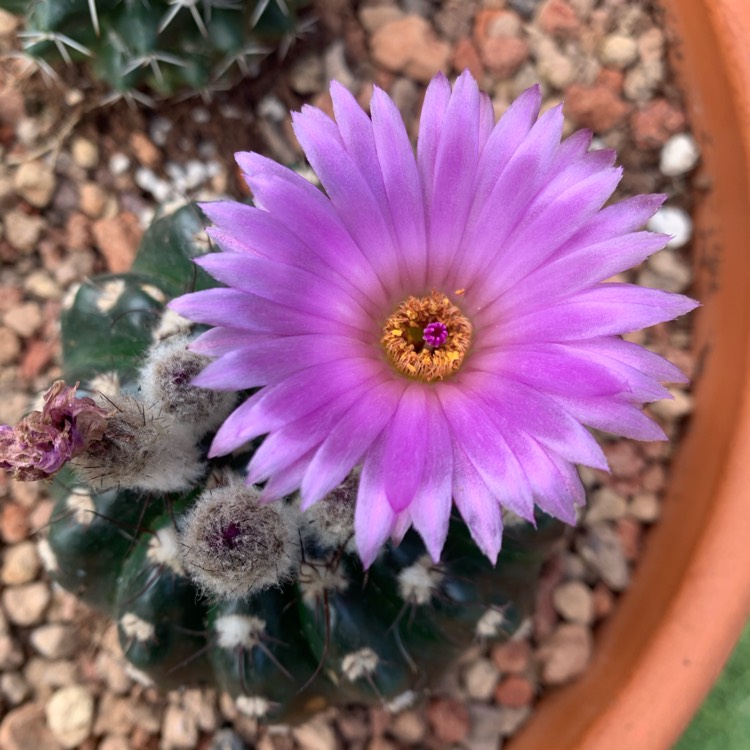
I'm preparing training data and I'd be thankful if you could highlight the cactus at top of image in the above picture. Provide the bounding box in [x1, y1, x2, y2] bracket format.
[2, 0, 312, 101]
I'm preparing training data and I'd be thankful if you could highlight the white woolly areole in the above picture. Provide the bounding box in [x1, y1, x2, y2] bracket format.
[141, 283, 167, 304]
[501, 508, 528, 528]
[236, 695, 271, 718]
[215, 614, 266, 650]
[152, 308, 194, 342]
[147, 527, 185, 575]
[385, 690, 417, 713]
[298, 562, 348, 608]
[66, 490, 95, 526]
[397, 555, 443, 606]
[95, 279, 127, 312]
[120, 612, 156, 642]
[342, 648, 379, 682]
[125, 663, 155, 687]
[475, 608, 509, 639]
[37, 538, 58, 572]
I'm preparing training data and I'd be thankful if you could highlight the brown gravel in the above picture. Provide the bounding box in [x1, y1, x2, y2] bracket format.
[0, 0, 698, 748]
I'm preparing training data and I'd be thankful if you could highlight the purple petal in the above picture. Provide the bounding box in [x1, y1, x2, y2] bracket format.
[299, 379, 404, 510]
[356, 456, 397, 568]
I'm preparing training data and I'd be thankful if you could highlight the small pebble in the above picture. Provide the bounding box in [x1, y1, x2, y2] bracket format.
[161, 704, 198, 750]
[1, 541, 41, 585]
[579, 524, 630, 591]
[108, 153, 131, 176]
[537, 623, 593, 686]
[494, 675, 536, 708]
[30, 624, 80, 660]
[463, 658, 501, 702]
[552, 580, 595, 625]
[3, 301, 43, 339]
[70, 137, 99, 169]
[2, 582, 51, 626]
[0, 702, 61, 750]
[585, 487, 628, 524]
[45, 685, 94, 749]
[426, 696, 470, 745]
[647, 205, 693, 249]
[660, 133, 700, 176]
[599, 34, 639, 68]
[13, 161, 56, 208]
[3, 209, 45, 252]
[0, 672, 30, 706]
[389, 710, 427, 745]
[291, 716, 337, 750]
[629, 493, 661, 523]
[491, 639, 531, 675]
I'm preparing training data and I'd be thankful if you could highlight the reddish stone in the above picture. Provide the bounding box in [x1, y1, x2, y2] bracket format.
[92, 212, 142, 273]
[494, 675, 536, 707]
[617, 517, 643, 562]
[630, 98, 687, 149]
[597, 67, 625, 92]
[602, 441, 645, 479]
[592, 582, 615, 619]
[1, 502, 29, 544]
[425, 697, 470, 745]
[453, 37, 484, 80]
[480, 36, 530, 79]
[491, 639, 532, 674]
[564, 79, 631, 132]
[537, 0, 581, 38]
[65, 212, 91, 251]
[20, 339, 55, 381]
[641, 462, 667, 493]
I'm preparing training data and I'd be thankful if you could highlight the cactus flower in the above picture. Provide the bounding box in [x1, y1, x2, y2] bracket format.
[171, 71, 698, 566]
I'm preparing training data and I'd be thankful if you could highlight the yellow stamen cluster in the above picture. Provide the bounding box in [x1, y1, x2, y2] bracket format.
[381, 291, 472, 382]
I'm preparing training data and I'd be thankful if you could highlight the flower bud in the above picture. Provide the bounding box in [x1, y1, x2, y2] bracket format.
[179, 480, 300, 600]
[139, 335, 235, 436]
[71, 392, 204, 493]
[300, 470, 357, 551]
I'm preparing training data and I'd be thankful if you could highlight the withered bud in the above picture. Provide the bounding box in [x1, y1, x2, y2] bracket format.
[0, 381, 108, 481]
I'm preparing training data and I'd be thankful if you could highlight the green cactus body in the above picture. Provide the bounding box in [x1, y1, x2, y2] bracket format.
[115, 496, 210, 690]
[4, 0, 311, 98]
[41, 202, 565, 721]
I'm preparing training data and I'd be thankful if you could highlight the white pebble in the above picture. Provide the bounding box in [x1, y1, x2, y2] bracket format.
[108, 153, 131, 176]
[647, 206, 693, 249]
[134, 167, 173, 203]
[660, 133, 700, 177]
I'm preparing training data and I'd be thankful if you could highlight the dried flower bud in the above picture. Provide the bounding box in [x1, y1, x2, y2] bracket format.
[71, 392, 204, 492]
[139, 335, 235, 435]
[0, 381, 108, 481]
[179, 480, 300, 599]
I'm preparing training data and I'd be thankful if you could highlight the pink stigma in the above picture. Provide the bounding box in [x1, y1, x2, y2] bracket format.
[423, 321, 448, 348]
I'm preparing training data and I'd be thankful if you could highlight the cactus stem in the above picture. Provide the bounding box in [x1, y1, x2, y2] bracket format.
[165, 642, 213, 675]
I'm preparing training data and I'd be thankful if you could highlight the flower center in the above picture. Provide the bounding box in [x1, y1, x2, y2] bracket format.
[381, 291, 472, 382]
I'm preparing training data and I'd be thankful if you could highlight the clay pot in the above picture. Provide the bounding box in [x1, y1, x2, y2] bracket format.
[510, 1, 750, 748]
